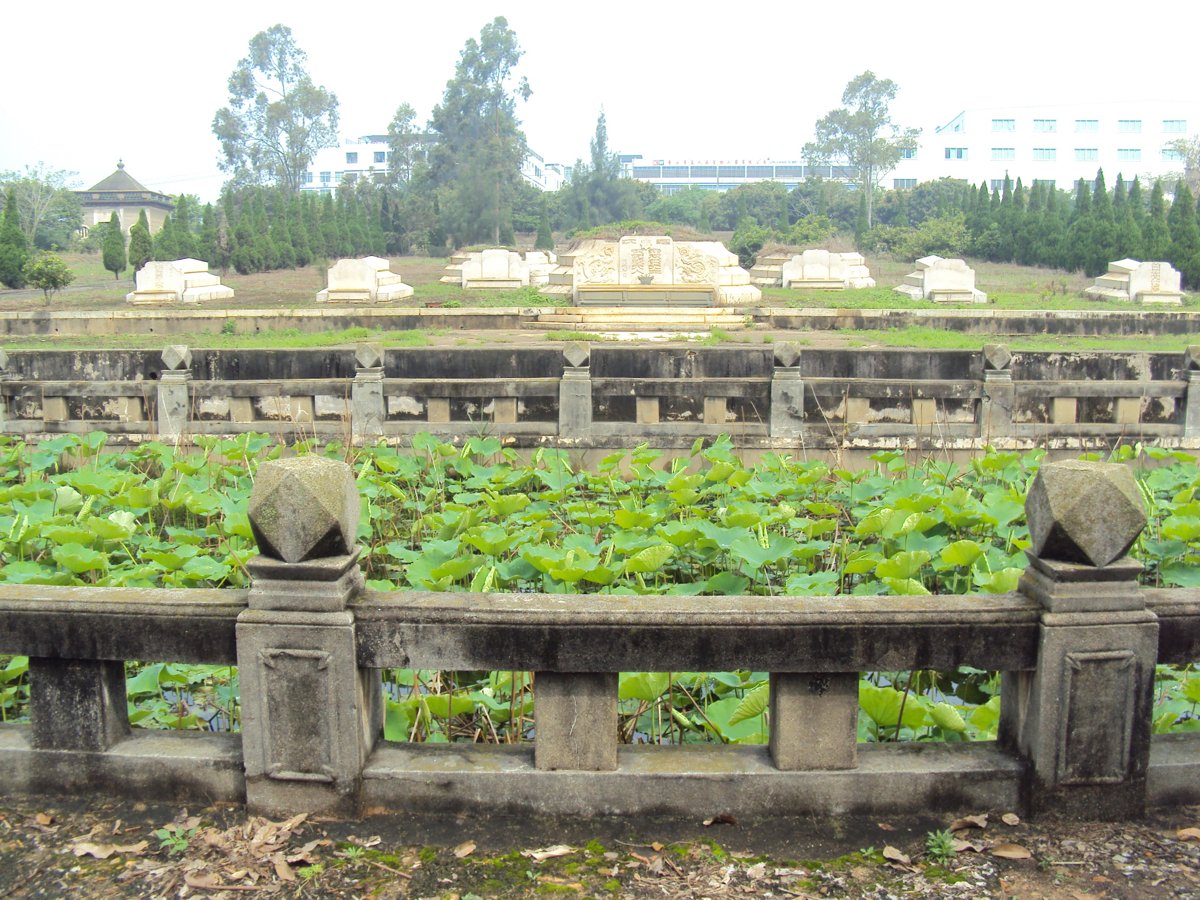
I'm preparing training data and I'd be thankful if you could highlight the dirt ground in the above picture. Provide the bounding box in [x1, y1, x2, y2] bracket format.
[2, 795, 1197, 898]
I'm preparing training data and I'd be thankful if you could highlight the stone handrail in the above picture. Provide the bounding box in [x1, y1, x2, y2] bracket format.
[0, 344, 1197, 449]
[0, 456, 1198, 821]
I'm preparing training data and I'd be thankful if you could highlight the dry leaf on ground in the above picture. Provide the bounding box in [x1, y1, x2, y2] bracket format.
[1002, 813, 1021, 826]
[521, 845, 575, 861]
[71, 840, 148, 859]
[992, 843, 1033, 859]
[453, 840, 476, 858]
[703, 813, 738, 827]
[1176, 827, 1200, 841]
[882, 845, 911, 865]
[950, 814, 989, 831]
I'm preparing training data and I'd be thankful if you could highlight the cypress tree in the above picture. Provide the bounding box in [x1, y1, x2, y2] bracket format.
[853, 191, 869, 248]
[128, 209, 154, 274]
[101, 213, 126, 280]
[1127, 177, 1145, 229]
[1167, 181, 1200, 288]
[1038, 187, 1066, 269]
[1112, 175, 1142, 260]
[535, 197, 553, 251]
[153, 215, 178, 261]
[1064, 180, 1092, 272]
[1086, 169, 1117, 276]
[289, 194, 312, 268]
[0, 188, 29, 289]
[1143, 180, 1172, 260]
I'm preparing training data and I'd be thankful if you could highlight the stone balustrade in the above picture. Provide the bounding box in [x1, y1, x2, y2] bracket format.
[0, 345, 1197, 451]
[0, 457, 1198, 820]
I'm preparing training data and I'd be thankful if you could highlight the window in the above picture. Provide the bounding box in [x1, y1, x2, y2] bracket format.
[690, 166, 717, 178]
[1163, 148, 1184, 161]
[1033, 148, 1056, 161]
[1075, 148, 1099, 161]
[1117, 148, 1142, 162]
[990, 179, 1005, 191]
[1075, 119, 1099, 132]
[1163, 119, 1187, 133]
[303, 172, 313, 184]
[900, 147, 917, 159]
[660, 166, 688, 178]
[945, 147, 968, 159]
[1033, 119, 1057, 132]
[373, 151, 386, 163]
[345, 152, 358, 164]
[991, 147, 1016, 160]
[319, 171, 331, 184]
[893, 178, 916, 189]
[746, 165, 774, 178]
[992, 118, 1015, 131]
[1118, 119, 1142, 133]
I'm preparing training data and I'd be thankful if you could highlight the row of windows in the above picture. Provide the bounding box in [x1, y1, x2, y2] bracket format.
[950, 147, 1182, 162]
[995, 118, 1186, 133]
[344, 151, 390, 164]
[631, 164, 855, 180]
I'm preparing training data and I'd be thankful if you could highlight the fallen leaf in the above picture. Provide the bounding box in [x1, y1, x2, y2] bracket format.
[35, 813, 53, 826]
[349, 834, 382, 847]
[273, 854, 295, 881]
[71, 840, 148, 859]
[650, 841, 665, 852]
[949, 814, 989, 831]
[454, 840, 476, 858]
[1002, 813, 1021, 826]
[1177, 828, 1200, 841]
[877, 822, 895, 831]
[952, 839, 985, 853]
[882, 845, 911, 865]
[703, 813, 738, 827]
[746, 862, 767, 880]
[647, 855, 665, 875]
[991, 843, 1033, 860]
[521, 845, 575, 861]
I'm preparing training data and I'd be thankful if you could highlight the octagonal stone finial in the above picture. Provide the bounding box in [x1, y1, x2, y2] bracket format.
[774, 344, 802, 368]
[249, 457, 360, 563]
[983, 344, 1012, 371]
[162, 345, 192, 371]
[1025, 460, 1146, 567]
[563, 345, 590, 368]
[1186, 346, 1200, 371]
[355, 342, 384, 369]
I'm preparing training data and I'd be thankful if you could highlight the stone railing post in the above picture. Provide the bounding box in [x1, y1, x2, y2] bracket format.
[534, 672, 617, 771]
[156, 345, 192, 441]
[1001, 460, 1157, 819]
[1184, 346, 1200, 439]
[769, 672, 858, 770]
[351, 343, 385, 442]
[237, 457, 380, 816]
[559, 345, 592, 439]
[769, 345, 804, 439]
[980, 344, 1013, 440]
[29, 658, 129, 752]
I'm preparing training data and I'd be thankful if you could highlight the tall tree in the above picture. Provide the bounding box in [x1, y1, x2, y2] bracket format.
[803, 71, 919, 227]
[0, 163, 81, 249]
[427, 16, 531, 246]
[0, 188, 29, 288]
[101, 213, 126, 280]
[212, 24, 339, 191]
[1163, 135, 1200, 197]
[128, 209, 154, 273]
[385, 102, 424, 187]
[1167, 181, 1200, 288]
[1143, 180, 1171, 260]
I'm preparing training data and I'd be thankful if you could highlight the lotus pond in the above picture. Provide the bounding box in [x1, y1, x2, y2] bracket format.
[0, 432, 1196, 743]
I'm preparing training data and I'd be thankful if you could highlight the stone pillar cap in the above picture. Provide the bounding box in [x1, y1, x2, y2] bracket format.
[249, 457, 360, 563]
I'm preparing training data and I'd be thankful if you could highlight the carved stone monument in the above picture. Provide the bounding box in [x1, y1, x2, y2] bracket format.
[894, 255, 987, 303]
[1084, 259, 1185, 305]
[779, 250, 875, 290]
[125, 258, 235, 305]
[316, 257, 413, 304]
[440, 249, 558, 289]
[541, 236, 760, 306]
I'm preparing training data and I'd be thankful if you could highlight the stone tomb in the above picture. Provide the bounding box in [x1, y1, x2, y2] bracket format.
[780, 250, 875, 290]
[440, 249, 558, 289]
[125, 258, 235, 305]
[316, 257, 413, 304]
[1084, 259, 1185, 305]
[542, 236, 761, 306]
[894, 255, 987, 304]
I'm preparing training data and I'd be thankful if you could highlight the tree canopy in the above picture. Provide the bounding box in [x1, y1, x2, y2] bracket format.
[803, 71, 919, 227]
[101, 213, 126, 280]
[212, 24, 339, 192]
[0, 163, 81, 250]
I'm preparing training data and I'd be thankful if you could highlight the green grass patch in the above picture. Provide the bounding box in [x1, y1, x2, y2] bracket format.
[543, 331, 607, 342]
[845, 327, 1197, 352]
[0, 326, 434, 351]
[764, 285, 1192, 312]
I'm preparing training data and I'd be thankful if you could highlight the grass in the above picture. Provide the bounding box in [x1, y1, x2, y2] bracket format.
[542, 331, 607, 341]
[845, 327, 1196, 352]
[0, 326, 434, 351]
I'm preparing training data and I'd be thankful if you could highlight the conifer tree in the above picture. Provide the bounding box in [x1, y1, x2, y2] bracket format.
[1127, 177, 1145, 228]
[0, 188, 30, 288]
[535, 196, 553, 250]
[1064, 179, 1092, 272]
[1167, 181, 1200, 288]
[101, 213, 126, 279]
[1085, 169, 1117, 276]
[128, 210, 154, 274]
[1112, 174, 1142, 260]
[1143, 180, 1172, 260]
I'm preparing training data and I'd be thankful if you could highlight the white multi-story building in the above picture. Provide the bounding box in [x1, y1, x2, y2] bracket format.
[891, 102, 1198, 192]
[621, 103, 1198, 195]
[299, 135, 565, 193]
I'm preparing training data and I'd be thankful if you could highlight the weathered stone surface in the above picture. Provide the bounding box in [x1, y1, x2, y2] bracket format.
[0, 349, 9, 371]
[983, 344, 1012, 371]
[534, 671, 617, 771]
[1186, 345, 1200, 371]
[774, 344, 801, 368]
[249, 457, 360, 563]
[355, 342, 383, 369]
[162, 345, 192, 371]
[1025, 460, 1146, 567]
[563, 345, 590, 368]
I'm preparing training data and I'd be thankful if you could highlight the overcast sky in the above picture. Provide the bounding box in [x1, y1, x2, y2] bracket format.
[3, 1, 1196, 202]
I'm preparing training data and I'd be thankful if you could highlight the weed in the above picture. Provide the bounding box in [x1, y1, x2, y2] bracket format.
[298, 863, 324, 880]
[221, 319, 237, 336]
[925, 828, 956, 863]
[154, 825, 197, 855]
[543, 330, 606, 341]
